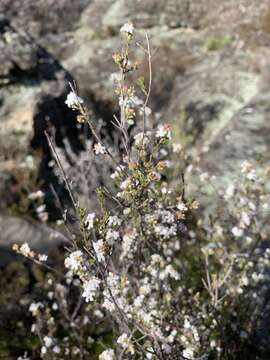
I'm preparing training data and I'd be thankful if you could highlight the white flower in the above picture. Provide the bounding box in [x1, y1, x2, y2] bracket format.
[151, 254, 163, 264]
[65, 91, 83, 109]
[82, 277, 100, 302]
[53, 345, 61, 354]
[139, 283, 151, 295]
[248, 201, 256, 211]
[134, 132, 151, 147]
[156, 209, 174, 224]
[140, 106, 152, 117]
[21, 243, 31, 254]
[28, 190, 44, 200]
[13, 242, 35, 258]
[134, 295, 144, 307]
[102, 296, 115, 312]
[240, 212, 251, 228]
[117, 333, 135, 354]
[52, 302, 58, 311]
[29, 302, 43, 316]
[108, 215, 122, 227]
[232, 226, 244, 237]
[120, 178, 130, 190]
[110, 165, 125, 180]
[43, 336, 54, 348]
[106, 229, 119, 244]
[106, 272, 120, 289]
[85, 213, 95, 230]
[38, 254, 48, 262]
[155, 124, 171, 140]
[99, 349, 115, 360]
[177, 200, 188, 212]
[94, 143, 106, 155]
[154, 224, 177, 239]
[120, 22, 134, 35]
[64, 250, 83, 272]
[182, 347, 194, 359]
[93, 240, 105, 262]
[164, 264, 180, 280]
[41, 346, 47, 355]
[121, 229, 137, 259]
[36, 204, 46, 214]
[134, 132, 144, 145]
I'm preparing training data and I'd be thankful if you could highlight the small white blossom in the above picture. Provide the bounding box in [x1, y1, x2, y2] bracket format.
[106, 229, 119, 244]
[65, 91, 83, 109]
[108, 215, 122, 227]
[182, 347, 194, 359]
[43, 336, 53, 348]
[240, 212, 251, 228]
[120, 178, 130, 190]
[177, 200, 188, 212]
[29, 302, 43, 316]
[102, 296, 115, 312]
[155, 124, 172, 140]
[53, 345, 61, 354]
[134, 132, 150, 146]
[94, 143, 106, 155]
[52, 302, 58, 311]
[13, 242, 35, 258]
[164, 264, 180, 280]
[38, 254, 48, 262]
[117, 333, 135, 354]
[85, 213, 95, 230]
[82, 277, 100, 302]
[64, 250, 83, 273]
[151, 254, 163, 264]
[93, 239, 106, 262]
[139, 283, 151, 295]
[110, 165, 124, 180]
[99, 349, 115, 360]
[121, 229, 137, 259]
[140, 106, 152, 117]
[120, 22, 134, 35]
[154, 224, 177, 239]
[28, 190, 44, 200]
[232, 226, 244, 237]
[41, 346, 47, 355]
[248, 201, 256, 211]
[36, 204, 46, 214]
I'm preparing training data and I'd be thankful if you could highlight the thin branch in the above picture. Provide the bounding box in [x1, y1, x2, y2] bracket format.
[45, 131, 77, 209]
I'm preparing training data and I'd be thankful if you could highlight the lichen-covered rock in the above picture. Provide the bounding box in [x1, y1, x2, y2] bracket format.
[1, 0, 270, 212]
[0, 214, 68, 266]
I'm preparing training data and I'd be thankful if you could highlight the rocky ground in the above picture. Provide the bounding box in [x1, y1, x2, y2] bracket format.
[1, 0, 270, 250]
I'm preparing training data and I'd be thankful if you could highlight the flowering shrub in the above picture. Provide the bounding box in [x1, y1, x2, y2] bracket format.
[15, 23, 270, 360]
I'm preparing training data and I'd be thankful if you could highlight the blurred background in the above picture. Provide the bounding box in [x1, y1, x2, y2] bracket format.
[1, 0, 270, 358]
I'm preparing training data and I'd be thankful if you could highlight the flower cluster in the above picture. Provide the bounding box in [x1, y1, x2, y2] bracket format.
[26, 22, 270, 360]
[65, 90, 84, 110]
[13, 242, 48, 262]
